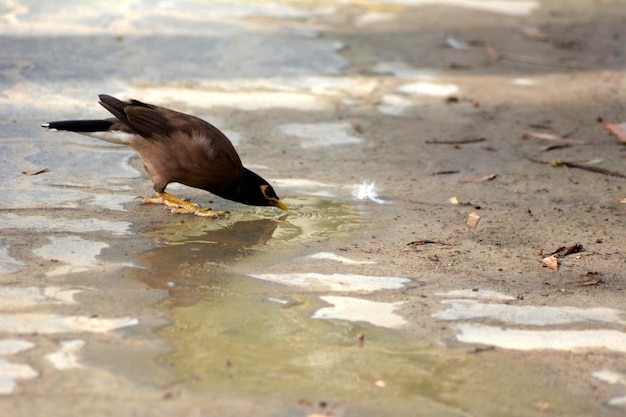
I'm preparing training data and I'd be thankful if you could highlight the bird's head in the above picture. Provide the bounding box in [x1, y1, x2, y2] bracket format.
[237, 168, 288, 210]
[259, 184, 289, 210]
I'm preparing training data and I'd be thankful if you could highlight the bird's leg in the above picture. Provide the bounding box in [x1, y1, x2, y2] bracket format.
[137, 191, 227, 218]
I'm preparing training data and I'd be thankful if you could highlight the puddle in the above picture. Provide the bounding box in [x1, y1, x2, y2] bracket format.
[153, 277, 603, 416]
[125, 196, 611, 416]
[139, 196, 362, 250]
[160, 290, 440, 400]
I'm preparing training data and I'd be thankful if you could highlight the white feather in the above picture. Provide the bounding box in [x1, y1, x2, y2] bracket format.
[352, 181, 391, 204]
[79, 131, 134, 145]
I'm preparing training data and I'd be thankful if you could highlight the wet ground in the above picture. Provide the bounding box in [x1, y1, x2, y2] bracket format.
[1, 0, 626, 416]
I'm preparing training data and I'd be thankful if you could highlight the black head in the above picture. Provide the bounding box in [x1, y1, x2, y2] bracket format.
[234, 168, 288, 210]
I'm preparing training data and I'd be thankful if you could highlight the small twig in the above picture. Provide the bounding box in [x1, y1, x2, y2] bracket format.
[426, 138, 486, 145]
[553, 159, 626, 179]
[500, 52, 581, 69]
[562, 164, 577, 184]
[449, 45, 581, 70]
[530, 158, 626, 179]
[523, 131, 590, 145]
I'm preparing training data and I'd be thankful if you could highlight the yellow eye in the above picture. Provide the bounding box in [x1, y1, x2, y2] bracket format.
[260, 185, 269, 198]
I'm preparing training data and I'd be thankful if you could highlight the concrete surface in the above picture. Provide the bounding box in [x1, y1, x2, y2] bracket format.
[1, 1, 625, 416]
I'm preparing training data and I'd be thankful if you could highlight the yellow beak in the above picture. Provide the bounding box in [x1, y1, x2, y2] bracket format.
[273, 198, 288, 211]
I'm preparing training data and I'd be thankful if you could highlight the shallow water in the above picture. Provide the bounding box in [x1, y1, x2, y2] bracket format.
[118, 196, 606, 417]
[2, 0, 626, 415]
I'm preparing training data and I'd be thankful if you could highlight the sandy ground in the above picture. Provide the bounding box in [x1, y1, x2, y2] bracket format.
[1, 1, 625, 416]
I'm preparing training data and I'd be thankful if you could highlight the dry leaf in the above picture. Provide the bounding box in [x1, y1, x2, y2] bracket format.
[541, 255, 559, 271]
[467, 212, 480, 230]
[524, 131, 589, 145]
[22, 168, 48, 176]
[550, 243, 584, 257]
[517, 26, 548, 41]
[535, 401, 552, 411]
[619, 198, 626, 204]
[603, 122, 626, 143]
[462, 173, 497, 183]
[579, 272, 602, 286]
[449, 196, 473, 206]
[373, 379, 386, 388]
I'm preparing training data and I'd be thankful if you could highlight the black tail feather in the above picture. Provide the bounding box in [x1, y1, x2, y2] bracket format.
[42, 119, 113, 132]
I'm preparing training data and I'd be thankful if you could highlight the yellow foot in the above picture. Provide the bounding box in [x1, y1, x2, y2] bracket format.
[135, 192, 228, 218]
[169, 206, 229, 218]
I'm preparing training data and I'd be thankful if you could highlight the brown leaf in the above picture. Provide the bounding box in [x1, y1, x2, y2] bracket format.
[550, 244, 584, 257]
[461, 173, 497, 183]
[467, 212, 480, 230]
[405, 240, 454, 252]
[603, 122, 626, 143]
[541, 255, 559, 271]
[22, 168, 48, 176]
[535, 402, 552, 411]
[579, 272, 603, 286]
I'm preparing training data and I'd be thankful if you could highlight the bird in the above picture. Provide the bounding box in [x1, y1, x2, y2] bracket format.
[42, 94, 288, 218]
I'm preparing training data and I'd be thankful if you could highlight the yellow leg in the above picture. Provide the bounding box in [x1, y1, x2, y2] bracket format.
[136, 192, 228, 218]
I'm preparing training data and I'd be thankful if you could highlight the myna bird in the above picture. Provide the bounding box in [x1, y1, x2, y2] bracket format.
[42, 94, 288, 217]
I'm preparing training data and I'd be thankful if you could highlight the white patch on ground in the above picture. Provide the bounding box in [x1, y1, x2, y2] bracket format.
[0, 314, 138, 334]
[0, 214, 131, 235]
[435, 289, 515, 301]
[436, 290, 626, 353]
[278, 122, 363, 149]
[435, 300, 625, 326]
[593, 369, 626, 385]
[32, 236, 110, 277]
[308, 252, 375, 265]
[0, 339, 38, 395]
[45, 339, 86, 370]
[141, 89, 330, 111]
[398, 81, 458, 97]
[376, 0, 538, 16]
[313, 296, 407, 328]
[354, 11, 396, 27]
[0, 286, 81, 309]
[0, 358, 38, 395]
[510, 78, 536, 86]
[378, 94, 416, 116]
[607, 396, 626, 409]
[205, 76, 377, 97]
[249, 272, 411, 292]
[453, 324, 626, 353]
[0, 340, 35, 356]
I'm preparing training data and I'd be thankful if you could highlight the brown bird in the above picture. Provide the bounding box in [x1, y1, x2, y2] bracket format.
[42, 94, 288, 217]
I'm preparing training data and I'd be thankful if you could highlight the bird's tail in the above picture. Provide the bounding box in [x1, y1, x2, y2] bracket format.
[42, 120, 113, 133]
[41, 120, 133, 145]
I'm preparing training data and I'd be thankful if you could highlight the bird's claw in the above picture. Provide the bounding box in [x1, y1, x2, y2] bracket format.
[169, 206, 228, 218]
[136, 192, 227, 218]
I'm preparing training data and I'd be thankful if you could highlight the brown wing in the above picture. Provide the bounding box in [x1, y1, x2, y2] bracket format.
[99, 94, 244, 192]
